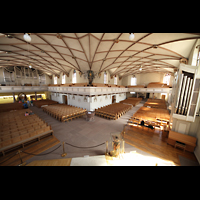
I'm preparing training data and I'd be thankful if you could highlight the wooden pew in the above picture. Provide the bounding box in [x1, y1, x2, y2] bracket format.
[167, 130, 197, 152]
[127, 85, 145, 88]
[147, 82, 170, 88]
[0, 110, 53, 156]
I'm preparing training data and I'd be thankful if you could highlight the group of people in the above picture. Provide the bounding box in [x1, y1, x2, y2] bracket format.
[25, 111, 34, 116]
[22, 99, 34, 109]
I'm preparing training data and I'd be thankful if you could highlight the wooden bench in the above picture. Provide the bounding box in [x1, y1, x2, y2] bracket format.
[0, 130, 53, 156]
[147, 82, 170, 88]
[167, 130, 197, 152]
[127, 85, 145, 88]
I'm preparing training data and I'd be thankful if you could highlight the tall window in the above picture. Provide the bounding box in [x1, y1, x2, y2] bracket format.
[62, 74, 66, 84]
[54, 76, 57, 84]
[72, 70, 76, 83]
[104, 72, 107, 84]
[131, 76, 137, 86]
[114, 76, 117, 85]
[163, 74, 171, 85]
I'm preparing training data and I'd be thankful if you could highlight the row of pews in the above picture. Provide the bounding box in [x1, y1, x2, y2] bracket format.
[95, 103, 132, 120]
[0, 102, 23, 113]
[42, 104, 87, 122]
[48, 82, 125, 88]
[119, 97, 142, 106]
[127, 98, 170, 132]
[0, 109, 53, 156]
[95, 98, 142, 120]
[33, 99, 58, 108]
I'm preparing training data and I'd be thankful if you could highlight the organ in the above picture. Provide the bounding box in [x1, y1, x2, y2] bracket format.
[172, 63, 200, 122]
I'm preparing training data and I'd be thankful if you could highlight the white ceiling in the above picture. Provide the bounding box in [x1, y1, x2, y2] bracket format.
[0, 33, 199, 77]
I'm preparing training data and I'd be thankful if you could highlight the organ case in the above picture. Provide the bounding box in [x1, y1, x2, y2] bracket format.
[172, 63, 200, 122]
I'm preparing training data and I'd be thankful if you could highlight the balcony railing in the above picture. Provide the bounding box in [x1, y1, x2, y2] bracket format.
[0, 85, 48, 93]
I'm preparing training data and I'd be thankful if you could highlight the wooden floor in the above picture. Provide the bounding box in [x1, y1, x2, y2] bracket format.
[0, 135, 60, 166]
[122, 125, 198, 166]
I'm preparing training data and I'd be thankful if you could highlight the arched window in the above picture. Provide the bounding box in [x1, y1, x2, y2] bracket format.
[114, 76, 117, 85]
[72, 70, 76, 83]
[131, 76, 137, 86]
[163, 74, 171, 85]
[62, 74, 66, 84]
[54, 76, 57, 84]
[104, 72, 107, 84]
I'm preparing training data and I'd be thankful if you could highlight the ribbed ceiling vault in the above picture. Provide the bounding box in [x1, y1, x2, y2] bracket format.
[0, 33, 199, 77]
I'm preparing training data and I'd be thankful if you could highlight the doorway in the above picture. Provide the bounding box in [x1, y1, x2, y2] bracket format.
[112, 95, 116, 104]
[63, 95, 68, 104]
[146, 93, 150, 98]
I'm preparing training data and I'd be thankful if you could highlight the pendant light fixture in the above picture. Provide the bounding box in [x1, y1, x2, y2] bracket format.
[23, 33, 31, 43]
[129, 33, 135, 40]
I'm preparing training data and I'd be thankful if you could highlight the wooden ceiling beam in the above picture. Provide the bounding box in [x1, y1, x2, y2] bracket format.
[59, 34, 82, 72]
[74, 33, 91, 69]
[34, 33, 80, 73]
[99, 33, 123, 72]
[90, 33, 105, 70]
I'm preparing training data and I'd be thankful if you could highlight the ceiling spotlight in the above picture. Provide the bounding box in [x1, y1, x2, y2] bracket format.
[56, 33, 62, 39]
[5, 34, 13, 39]
[114, 39, 119, 43]
[153, 45, 158, 49]
[29, 64, 32, 68]
[129, 33, 135, 40]
[23, 33, 31, 42]
[139, 65, 142, 71]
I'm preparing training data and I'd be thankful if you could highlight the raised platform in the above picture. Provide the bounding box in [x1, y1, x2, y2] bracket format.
[26, 152, 175, 166]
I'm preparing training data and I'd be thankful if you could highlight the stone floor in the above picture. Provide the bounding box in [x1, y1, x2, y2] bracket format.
[25, 102, 146, 164]
[25, 101, 199, 166]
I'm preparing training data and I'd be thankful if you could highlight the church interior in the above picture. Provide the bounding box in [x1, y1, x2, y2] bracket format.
[0, 33, 200, 166]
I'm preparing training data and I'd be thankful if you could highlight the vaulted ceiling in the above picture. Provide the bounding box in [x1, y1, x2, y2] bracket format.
[0, 33, 199, 77]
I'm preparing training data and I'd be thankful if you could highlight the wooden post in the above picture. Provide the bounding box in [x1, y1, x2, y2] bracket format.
[105, 141, 109, 155]
[61, 142, 67, 157]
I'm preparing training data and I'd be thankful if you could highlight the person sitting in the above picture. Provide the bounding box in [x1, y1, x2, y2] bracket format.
[147, 124, 154, 129]
[140, 120, 145, 126]
[29, 111, 34, 115]
[23, 102, 28, 109]
[27, 100, 30, 107]
[30, 99, 33, 106]
[25, 111, 29, 116]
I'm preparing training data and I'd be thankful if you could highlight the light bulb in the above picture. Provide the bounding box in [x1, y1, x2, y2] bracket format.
[129, 33, 135, 40]
[23, 33, 31, 42]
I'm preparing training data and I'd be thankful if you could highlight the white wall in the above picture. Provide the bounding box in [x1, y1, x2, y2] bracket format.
[50, 91, 126, 112]
[51, 92, 64, 104]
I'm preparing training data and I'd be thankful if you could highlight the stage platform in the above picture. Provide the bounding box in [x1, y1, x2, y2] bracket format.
[26, 152, 175, 166]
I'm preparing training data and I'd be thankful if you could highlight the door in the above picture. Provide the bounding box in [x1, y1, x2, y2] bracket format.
[161, 94, 166, 100]
[112, 95, 116, 104]
[146, 93, 150, 98]
[63, 95, 68, 104]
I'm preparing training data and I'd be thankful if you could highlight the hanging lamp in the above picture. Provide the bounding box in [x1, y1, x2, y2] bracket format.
[129, 33, 135, 40]
[23, 33, 31, 42]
